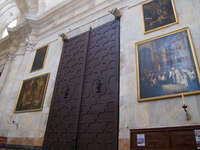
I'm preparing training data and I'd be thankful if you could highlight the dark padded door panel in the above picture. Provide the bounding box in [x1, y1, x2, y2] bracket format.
[43, 32, 89, 150]
[43, 20, 120, 150]
[77, 20, 120, 150]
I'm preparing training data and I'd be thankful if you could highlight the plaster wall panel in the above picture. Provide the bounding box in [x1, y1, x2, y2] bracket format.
[119, 0, 200, 149]
[0, 37, 63, 145]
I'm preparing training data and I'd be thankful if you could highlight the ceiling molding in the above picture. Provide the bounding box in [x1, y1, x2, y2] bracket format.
[27, 0, 122, 38]
[0, 20, 31, 56]
[0, 0, 133, 56]
[0, 0, 13, 10]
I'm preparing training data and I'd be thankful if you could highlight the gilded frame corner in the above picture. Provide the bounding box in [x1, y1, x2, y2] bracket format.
[142, 0, 179, 34]
[30, 45, 49, 73]
[14, 73, 50, 113]
[135, 27, 200, 102]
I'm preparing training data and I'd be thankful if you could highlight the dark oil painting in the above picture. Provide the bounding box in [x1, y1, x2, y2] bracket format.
[15, 73, 50, 112]
[0, 64, 4, 77]
[143, 0, 177, 33]
[31, 45, 48, 72]
[136, 28, 200, 101]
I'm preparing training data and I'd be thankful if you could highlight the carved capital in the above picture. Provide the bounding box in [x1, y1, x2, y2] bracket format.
[59, 33, 68, 41]
[109, 8, 121, 19]
[0, 20, 32, 57]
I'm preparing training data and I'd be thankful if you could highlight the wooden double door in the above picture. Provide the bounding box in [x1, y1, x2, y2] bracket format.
[43, 20, 120, 150]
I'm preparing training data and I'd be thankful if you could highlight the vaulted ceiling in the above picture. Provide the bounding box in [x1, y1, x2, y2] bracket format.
[0, 0, 66, 37]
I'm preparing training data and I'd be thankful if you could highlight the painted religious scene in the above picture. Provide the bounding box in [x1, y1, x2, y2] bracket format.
[137, 29, 200, 100]
[15, 73, 49, 112]
[143, 0, 177, 33]
[31, 45, 48, 72]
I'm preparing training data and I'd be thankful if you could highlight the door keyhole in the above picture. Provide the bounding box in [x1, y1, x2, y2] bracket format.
[96, 79, 102, 93]
[64, 88, 70, 98]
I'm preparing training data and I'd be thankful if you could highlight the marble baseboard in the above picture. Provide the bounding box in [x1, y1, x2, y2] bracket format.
[6, 138, 43, 147]
[0, 144, 42, 150]
[2, 137, 130, 149]
[0, 137, 43, 150]
[119, 139, 130, 150]
[0, 137, 43, 147]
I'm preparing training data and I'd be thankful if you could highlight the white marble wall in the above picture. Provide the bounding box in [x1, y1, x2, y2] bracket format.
[0, 36, 63, 139]
[0, 0, 199, 148]
[119, 0, 200, 141]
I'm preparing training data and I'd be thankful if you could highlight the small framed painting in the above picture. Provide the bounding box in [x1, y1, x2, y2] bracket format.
[142, 0, 178, 34]
[135, 28, 200, 102]
[14, 73, 50, 113]
[31, 45, 48, 72]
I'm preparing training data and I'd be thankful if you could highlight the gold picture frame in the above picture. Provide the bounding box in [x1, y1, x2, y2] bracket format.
[135, 27, 200, 102]
[14, 73, 50, 113]
[142, 0, 179, 34]
[30, 45, 49, 73]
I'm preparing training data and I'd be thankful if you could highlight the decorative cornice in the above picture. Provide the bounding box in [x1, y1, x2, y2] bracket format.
[27, 0, 122, 39]
[0, 3, 16, 17]
[0, 0, 13, 11]
[0, 0, 146, 56]
[0, 0, 120, 55]
[29, 0, 74, 21]
[0, 20, 31, 56]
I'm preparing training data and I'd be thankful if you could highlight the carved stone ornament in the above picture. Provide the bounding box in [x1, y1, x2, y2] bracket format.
[24, 36, 37, 51]
[59, 33, 68, 41]
[109, 8, 121, 19]
[0, 20, 32, 57]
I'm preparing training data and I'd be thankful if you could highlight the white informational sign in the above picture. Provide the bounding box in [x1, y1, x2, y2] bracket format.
[137, 134, 145, 147]
[195, 130, 200, 149]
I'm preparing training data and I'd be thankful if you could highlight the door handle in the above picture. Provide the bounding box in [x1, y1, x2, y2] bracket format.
[96, 79, 102, 93]
[64, 88, 70, 98]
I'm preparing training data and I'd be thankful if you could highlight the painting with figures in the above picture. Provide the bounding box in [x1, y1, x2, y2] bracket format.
[135, 28, 200, 101]
[15, 73, 50, 112]
[31, 45, 48, 72]
[142, 0, 178, 34]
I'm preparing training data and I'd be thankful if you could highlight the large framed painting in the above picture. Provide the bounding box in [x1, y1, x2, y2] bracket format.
[135, 28, 200, 102]
[142, 0, 178, 34]
[14, 73, 50, 113]
[30, 45, 48, 72]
